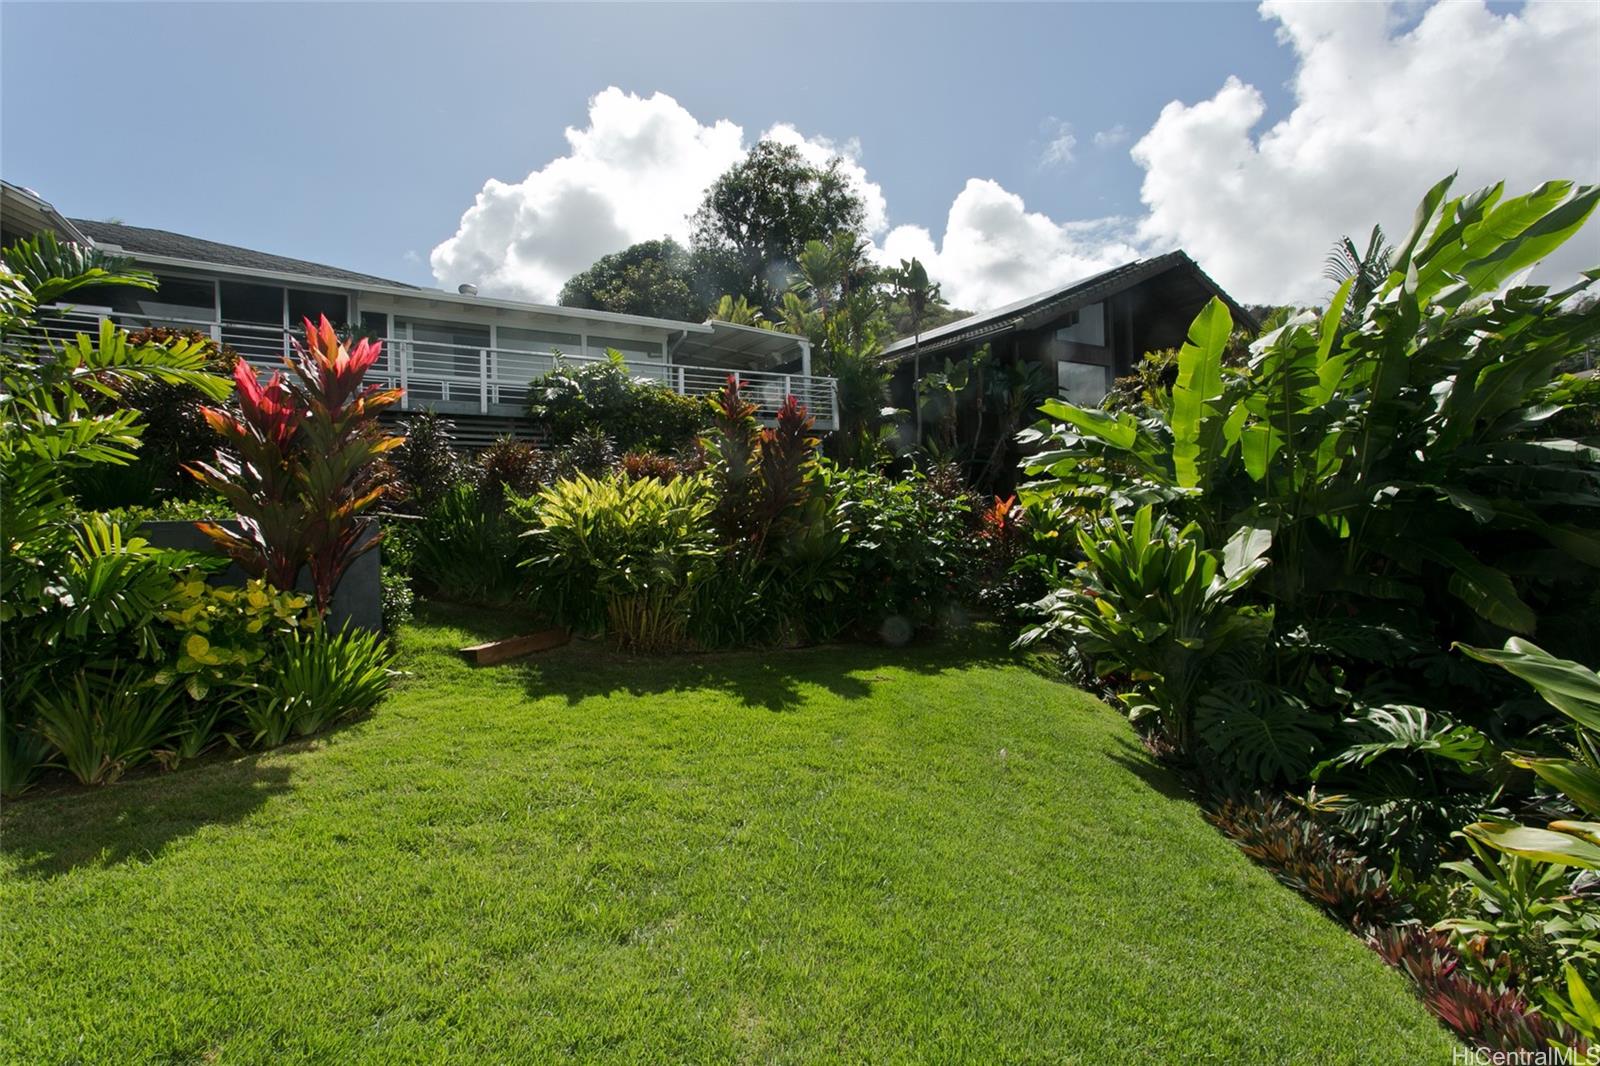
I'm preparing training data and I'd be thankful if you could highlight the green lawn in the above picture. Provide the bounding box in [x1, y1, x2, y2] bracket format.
[2, 604, 1456, 1064]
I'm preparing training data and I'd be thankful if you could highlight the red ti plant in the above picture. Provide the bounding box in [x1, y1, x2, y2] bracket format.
[188, 361, 309, 590]
[704, 377, 818, 554]
[188, 316, 403, 615]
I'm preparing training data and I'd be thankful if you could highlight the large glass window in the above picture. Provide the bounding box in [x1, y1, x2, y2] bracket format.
[220, 281, 283, 325]
[395, 318, 489, 384]
[497, 326, 581, 388]
[136, 275, 216, 324]
[1057, 360, 1111, 407]
[587, 333, 666, 382]
[1053, 302, 1106, 347]
[287, 288, 348, 328]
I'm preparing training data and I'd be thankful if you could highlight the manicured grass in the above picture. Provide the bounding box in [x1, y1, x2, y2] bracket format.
[2, 604, 1455, 1064]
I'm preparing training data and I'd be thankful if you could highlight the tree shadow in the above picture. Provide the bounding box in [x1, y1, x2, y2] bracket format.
[1104, 735, 1200, 804]
[414, 601, 1028, 712]
[1, 749, 294, 881]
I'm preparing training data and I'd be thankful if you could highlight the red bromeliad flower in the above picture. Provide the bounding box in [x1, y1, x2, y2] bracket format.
[980, 495, 1020, 542]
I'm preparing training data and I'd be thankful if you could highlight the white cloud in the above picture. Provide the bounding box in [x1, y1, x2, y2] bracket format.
[1131, 0, 1600, 304]
[877, 181, 1140, 312]
[1092, 125, 1129, 149]
[433, 4, 1599, 314]
[430, 89, 886, 303]
[1039, 118, 1077, 169]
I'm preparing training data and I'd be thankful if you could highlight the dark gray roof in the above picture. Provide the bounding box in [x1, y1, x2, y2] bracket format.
[70, 219, 419, 290]
[881, 250, 1255, 361]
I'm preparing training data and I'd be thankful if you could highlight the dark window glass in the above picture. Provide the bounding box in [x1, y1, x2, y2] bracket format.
[220, 281, 283, 325]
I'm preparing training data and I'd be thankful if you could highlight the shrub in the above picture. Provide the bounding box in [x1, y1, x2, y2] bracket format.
[1019, 505, 1272, 755]
[824, 463, 983, 640]
[413, 482, 524, 604]
[528, 351, 708, 453]
[68, 327, 242, 509]
[1367, 925, 1585, 1054]
[1, 235, 233, 795]
[476, 436, 544, 505]
[620, 449, 685, 482]
[247, 627, 394, 746]
[518, 472, 715, 648]
[388, 410, 471, 511]
[189, 315, 402, 613]
[32, 664, 183, 786]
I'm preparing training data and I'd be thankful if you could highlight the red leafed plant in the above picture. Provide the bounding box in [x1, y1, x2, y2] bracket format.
[980, 495, 1021, 544]
[705, 377, 818, 553]
[1368, 925, 1586, 1054]
[188, 315, 402, 614]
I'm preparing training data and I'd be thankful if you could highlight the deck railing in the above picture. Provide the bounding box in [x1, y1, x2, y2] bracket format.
[29, 308, 840, 428]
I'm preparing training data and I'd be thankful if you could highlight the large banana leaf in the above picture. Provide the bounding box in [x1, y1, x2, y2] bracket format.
[1463, 821, 1600, 869]
[1169, 297, 1233, 489]
[1458, 638, 1600, 733]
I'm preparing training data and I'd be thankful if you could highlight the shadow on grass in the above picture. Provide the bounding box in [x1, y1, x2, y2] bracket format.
[413, 600, 1028, 712]
[1, 749, 295, 881]
[1105, 735, 1199, 804]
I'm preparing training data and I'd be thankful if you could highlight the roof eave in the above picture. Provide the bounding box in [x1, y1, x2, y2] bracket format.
[117, 250, 717, 335]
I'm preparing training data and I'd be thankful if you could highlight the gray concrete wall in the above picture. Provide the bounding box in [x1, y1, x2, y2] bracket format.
[141, 519, 382, 632]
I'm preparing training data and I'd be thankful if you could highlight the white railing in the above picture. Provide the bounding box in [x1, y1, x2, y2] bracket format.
[30, 308, 840, 428]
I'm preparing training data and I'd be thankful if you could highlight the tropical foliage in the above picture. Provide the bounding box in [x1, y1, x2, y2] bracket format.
[1014, 174, 1600, 1050]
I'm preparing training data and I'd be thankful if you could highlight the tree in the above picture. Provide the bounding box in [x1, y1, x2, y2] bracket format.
[888, 258, 940, 436]
[691, 141, 867, 312]
[558, 238, 708, 322]
[1323, 224, 1393, 325]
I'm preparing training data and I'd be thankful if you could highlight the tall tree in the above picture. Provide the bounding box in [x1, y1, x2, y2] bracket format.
[888, 257, 940, 435]
[691, 141, 867, 312]
[558, 238, 708, 322]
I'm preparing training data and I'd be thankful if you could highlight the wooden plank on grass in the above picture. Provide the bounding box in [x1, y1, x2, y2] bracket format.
[458, 629, 570, 666]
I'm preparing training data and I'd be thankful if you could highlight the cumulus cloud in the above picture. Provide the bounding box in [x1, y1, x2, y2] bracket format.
[1131, 0, 1600, 304]
[434, 4, 1599, 313]
[430, 89, 886, 303]
[877, 181, 1139, 311]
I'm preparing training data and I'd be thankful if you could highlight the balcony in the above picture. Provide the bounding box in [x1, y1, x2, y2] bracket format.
[33, 309, 840, 430]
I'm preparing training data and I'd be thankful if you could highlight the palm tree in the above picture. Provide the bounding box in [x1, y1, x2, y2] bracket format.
[1324, 224, 1393, 324]
[889, 257, 939, 437]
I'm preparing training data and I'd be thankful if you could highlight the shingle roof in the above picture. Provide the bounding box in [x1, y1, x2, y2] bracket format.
[70, 219, 420, 290]
[881, 250, 1254, 361]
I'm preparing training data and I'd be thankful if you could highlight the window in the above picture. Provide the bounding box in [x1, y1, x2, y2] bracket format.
[1053, 303, 1105, 347]
[136, 275, 216, 324]
[497, 326, 582, 387]
[220, 281, 283, 325]
[395, 318, 489, 381]
[1058, 360, 1111, 407]
[287, 289, 348, 328]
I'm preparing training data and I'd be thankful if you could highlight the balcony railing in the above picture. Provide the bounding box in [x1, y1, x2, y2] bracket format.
[30, 309, 839, 429]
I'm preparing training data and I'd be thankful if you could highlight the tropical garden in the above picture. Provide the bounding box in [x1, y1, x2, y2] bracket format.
[2, 146, 1598, 1061]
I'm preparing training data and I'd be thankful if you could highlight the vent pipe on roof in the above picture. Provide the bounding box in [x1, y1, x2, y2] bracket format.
[458, 283, 478, 296]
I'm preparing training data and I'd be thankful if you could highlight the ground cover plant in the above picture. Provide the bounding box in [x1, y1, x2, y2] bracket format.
[0, 604, 1459, 1063]
[1013, 175, 1600, 1050]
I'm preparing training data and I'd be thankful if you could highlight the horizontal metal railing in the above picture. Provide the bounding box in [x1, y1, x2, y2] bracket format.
[28, 308, 840, 428]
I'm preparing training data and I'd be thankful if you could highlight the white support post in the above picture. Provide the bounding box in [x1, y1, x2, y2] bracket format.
[783, 374, 792, 401]
[399, 340, 410, 410]
[479, 349, 489, 413]
[829, 379, 839, 431]
[676, 365, 686, 395]
[800, 339, 811, 378]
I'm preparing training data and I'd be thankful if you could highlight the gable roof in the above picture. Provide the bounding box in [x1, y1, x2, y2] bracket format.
[69, 219, 420, 290]
[880, 250, 1255, 361]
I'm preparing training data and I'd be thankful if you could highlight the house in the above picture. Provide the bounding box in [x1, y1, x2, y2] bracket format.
[2, 181, 831, 445]
[884, 250, 1255, 411]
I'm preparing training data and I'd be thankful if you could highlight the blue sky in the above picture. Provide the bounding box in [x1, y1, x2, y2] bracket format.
[3, 2, 1594, 307]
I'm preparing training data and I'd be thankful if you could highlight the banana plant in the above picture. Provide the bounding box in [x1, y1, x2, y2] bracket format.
[1455, 638, 1600, 867]
[1022, 176, 1600, 634]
